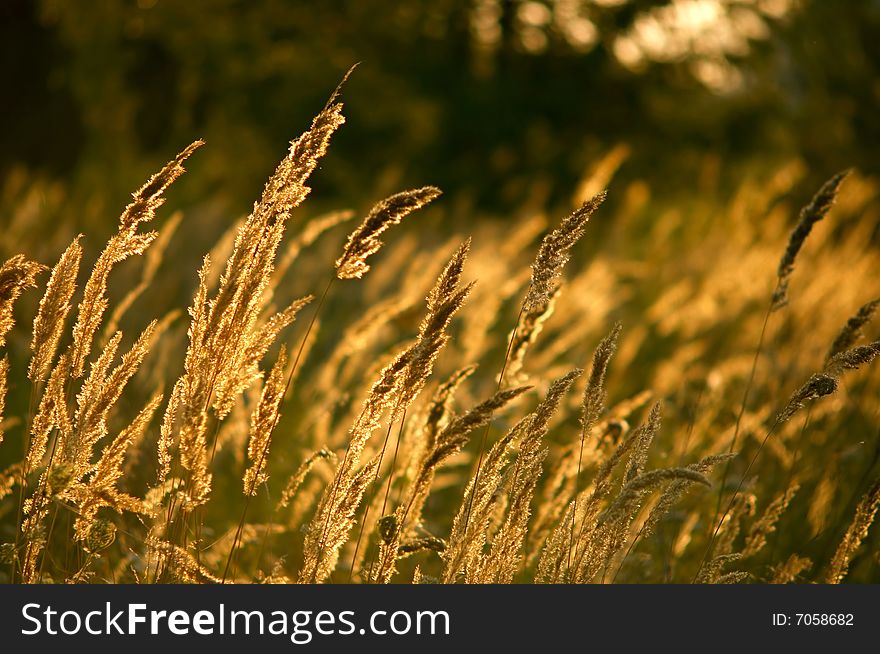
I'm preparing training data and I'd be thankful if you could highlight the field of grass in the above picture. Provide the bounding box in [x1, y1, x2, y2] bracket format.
[0, 73, 878, 584]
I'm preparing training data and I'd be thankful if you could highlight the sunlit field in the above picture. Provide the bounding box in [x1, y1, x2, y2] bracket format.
[1, 1, 878, 584]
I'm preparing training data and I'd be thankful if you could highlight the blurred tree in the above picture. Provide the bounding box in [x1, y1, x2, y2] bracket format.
[0, 0, 878, 228]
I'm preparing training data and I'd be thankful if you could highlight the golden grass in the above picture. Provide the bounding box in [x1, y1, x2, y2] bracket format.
[1, 72, 879, 584]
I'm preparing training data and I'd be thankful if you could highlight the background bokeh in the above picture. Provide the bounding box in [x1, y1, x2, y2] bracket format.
[3, 0, 879, 245]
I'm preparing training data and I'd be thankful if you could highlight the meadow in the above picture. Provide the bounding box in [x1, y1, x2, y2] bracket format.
[0, 73, 878, 584]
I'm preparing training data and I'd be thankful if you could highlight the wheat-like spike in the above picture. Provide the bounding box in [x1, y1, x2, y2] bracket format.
[172, 74, 346, 479]
[379, 384, 530, 583]
[444, 372, 579, 583]
[149, 539, 222, 584]
[538, 323, 623, 582]
[825, 341, 880, 377]
[398, 535, 446, 557]
[639, 452, 736, 540]
[716, 571, 751, 584]
[304, 242, 473, 582]
[581, 322, 622, 434]
[506, 287, 560, 383]
[75, 331, 123, 426]
[536, 500, 579, 582]
[360, 243, 475, 566]
[529, 447, 579, 572]
[558, 414, 655, 582]
[336, 187, 442, 279]
[243, 348, 288, 495]
[826, 479, 880, 583]
[205, 226, 284, 415]
[598, 468, 711, 529]
[573, 402, 656, 579]
[213, 295, 312, 419]
[623, 402, 662, 484]
[741, 485, 799, 558]
[442, 421, 523, 583]
[299, 348, 411, 582]
[27, 354, 72, 470]
[72, 394, 163, 541]
[346, 352, 412, 468]
[299, 456, 380, 583]
[771, 554, 813, 584]
[525, 192, 606, 310]
[421, 365, 479, 451]
[29, 237, 83, 382]
[67, 321, 157, 476]
[177, 95, 339, 500]
[20, 349, 74, 580]
[68, 235, 149, 379]
[777, 373, 838, 422]
[0, 254, 45, 348]
[552, 322, 620, 581]
[372, 514, 404, 584]
[576, 415, 643, 527]
[714, 492, 757, 560]
[69, 142, 201, 378]
[20, 523, 46, 582]
[528, 370, 583, 437]
[157, 378, 184, 485]
[696, 552, 743, 584]
[170, 256, 212, 500]
[277, 448, 334, 510]
[479, 370, 582, 583]
[772, 170, 849, 311]
[120, 141, 204, 230]
[257, 67, 350, 227]
[423, 385, 531, 475]
[178, 409, 211, 508]
[206, 70, 347, 335]
[0, 356, 7, 448]
[103, 212, 182, 341]
[826, 298, 880, 362]
[394, 240, 474, 417]
[351, 241, 474, 468]
[365, 243, 475, 580]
